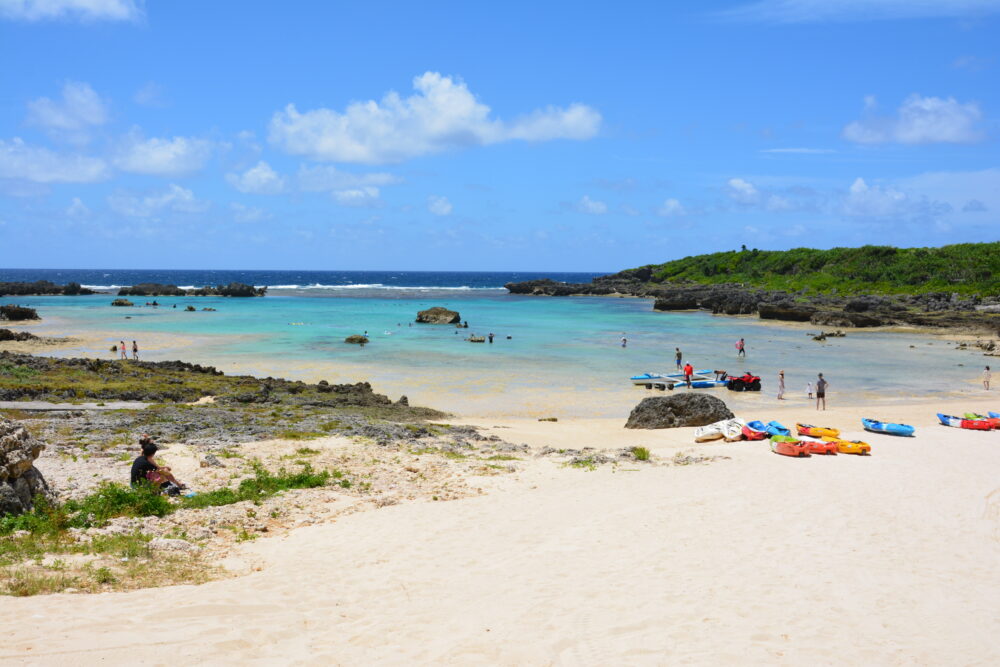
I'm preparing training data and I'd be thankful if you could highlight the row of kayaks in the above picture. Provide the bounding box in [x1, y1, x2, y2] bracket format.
[631, 369, 727, 389]
[693, 418, 872, 456]
[937, 411, 1000, 430]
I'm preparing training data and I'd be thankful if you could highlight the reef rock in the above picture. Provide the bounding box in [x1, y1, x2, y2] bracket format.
[345, 335, 369, 345]
[0, 417, 52, 516]
[0, 305, 40, 321]
[624, 394, 735, 430]
[416, 307, 461, 324]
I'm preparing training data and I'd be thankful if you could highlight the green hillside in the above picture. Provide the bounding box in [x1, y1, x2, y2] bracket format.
[640, 243, 1000, 295]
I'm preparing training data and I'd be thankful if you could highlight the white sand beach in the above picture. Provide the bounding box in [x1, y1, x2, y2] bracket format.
[1, 398, 998, 664]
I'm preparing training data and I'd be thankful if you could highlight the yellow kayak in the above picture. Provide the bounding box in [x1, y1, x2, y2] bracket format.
[821, 436, 871, 455]
[796, 423, 841, 438]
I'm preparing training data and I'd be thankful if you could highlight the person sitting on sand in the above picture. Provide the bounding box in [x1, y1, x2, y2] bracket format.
[130, 436, 185, 496]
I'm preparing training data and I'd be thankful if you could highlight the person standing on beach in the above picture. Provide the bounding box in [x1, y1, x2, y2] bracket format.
[119, 340, 127, 360]
[132, 340, 139, 360]
[985, 366, 992, 390]
[815, 373, 828, 410]
[683, 362, 694, 387]
[777, 370, 785, 400]
[736, 338, 746, 357]
[675, 347, 682, 370]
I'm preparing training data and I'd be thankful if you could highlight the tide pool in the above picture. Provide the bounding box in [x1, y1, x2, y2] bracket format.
[2, 287, 989, 417]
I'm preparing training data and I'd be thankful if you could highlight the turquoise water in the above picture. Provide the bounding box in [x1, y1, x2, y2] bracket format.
[2, 290, 988, 416]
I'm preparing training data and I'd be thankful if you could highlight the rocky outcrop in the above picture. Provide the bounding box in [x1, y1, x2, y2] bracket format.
[0, 329, 39, 342]
[757, 301, 817, 322]
[416, 307, 461, 324]
[118, 282, 266, 297]
[111, 298, 134, 307]
[624, 394, 735, 429]
[0, 281, 94, 296]
[345, 335, 369, 345]
[0, 417, 53, 516]
[0, 305, 39, 321]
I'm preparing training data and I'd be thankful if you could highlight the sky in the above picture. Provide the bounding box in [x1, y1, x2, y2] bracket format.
[1, 0, 998, 272]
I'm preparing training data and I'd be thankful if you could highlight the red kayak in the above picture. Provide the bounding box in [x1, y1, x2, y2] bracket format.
[742, 421, 768, 440]
[799, 438, 838, 455]
[770, 436, 810, 457]
[962, 419, 993, 431]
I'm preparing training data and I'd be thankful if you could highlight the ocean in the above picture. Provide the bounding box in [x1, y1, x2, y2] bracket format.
[1, 269, 988, 417]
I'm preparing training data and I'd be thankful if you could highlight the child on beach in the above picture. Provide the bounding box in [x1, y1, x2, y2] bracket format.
[736, 338, 746, 358]
[130, 436, 185, 496]
[806, 381, 813, 399]
[777, 370, 785, 399]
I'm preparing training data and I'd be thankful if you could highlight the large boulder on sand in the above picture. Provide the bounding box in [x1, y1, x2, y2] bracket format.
[416, 307, 461, 324]
[625, 394, 735, 429]
[0, 417, 53, 516]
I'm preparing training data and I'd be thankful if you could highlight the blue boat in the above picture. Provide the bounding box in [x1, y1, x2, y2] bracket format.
[989, 411, 1000, 419]
[630, 369, 721, 388]
[765, 420, 790, 437]
[862, 418, 915, 437]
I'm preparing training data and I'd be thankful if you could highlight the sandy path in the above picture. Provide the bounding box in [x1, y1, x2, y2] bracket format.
[2, 400, 999, 665]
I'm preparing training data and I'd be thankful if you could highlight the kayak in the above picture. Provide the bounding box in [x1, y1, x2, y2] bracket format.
[796, 423, 840, 438]
[862, 418, 915, 437]
[989, 411, 1000, 419]
[723, 418, 746, 442]
[765, 420, 791, 437]
[694, 422, 725, 442]
[742, 420, 768, 440]
[694, 418, 746, 442]
[938, 413, 992, 430]
[798, 436, 838, 455]
[964, 413, 1000, 429]
[770, 435, 809, 457]
[822, 436, 871, 455]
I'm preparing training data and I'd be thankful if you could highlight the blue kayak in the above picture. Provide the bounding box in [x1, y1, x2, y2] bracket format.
[989, 411, 1000, 419]
[765, 420, 790, 437]
[862, 418, 915, 437]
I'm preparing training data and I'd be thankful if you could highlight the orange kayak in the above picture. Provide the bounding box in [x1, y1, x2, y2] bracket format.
[822, 436, 871, 455]
[796, 423, 841, 438]
[770, 436, 810, 457]
[799, 438, 838, 455]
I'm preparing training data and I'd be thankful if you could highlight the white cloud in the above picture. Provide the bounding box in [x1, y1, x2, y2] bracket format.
[26, 81, 108, 142]
[428, 195, 453, 216]
[726, 177, 759, 204]
[656, 198, 686, 217]
[962, 199, 988, 212]
[332, 187, 380, 207]
[225, 160, 286, 194]
[108, 184, 207, 218]
[133, 81, 165, 107]
[114, 130, 214, 175]
[843, 94, 984, 145]
[841, 177, 944, 220]
[0, 137, 109, 182]
[230, 202, 271, 223]
[765, 194, 793, 211]
[297, 164, 398, 191]
[66, 197, 89, 217]
[268, 71, 601, 164]
[0, 0, 142, 21]
[576, 195, 607, 215]
[720, 0, 1000, 23]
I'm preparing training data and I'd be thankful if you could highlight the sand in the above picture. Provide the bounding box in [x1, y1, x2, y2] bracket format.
[1, 398, 999, 664]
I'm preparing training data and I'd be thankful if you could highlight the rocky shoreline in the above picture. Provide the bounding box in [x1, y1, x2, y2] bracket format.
[505, 270, 1000, 334]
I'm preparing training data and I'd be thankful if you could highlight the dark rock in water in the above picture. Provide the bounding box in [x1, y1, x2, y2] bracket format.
[0, 281, 94, 297]
[118, 283, 186, 296]
[0, 329, 39, 342]
[119, 282, 265, 297]
[0, 305, 40, 321]
[625, 394, 734, 429]
[0, 417, 53, 516]
[345, 334, 369, 345]
[416, 307, 461, 324]
[757, 301, 816, 322]
[111, 298, 134, 307]
[185, 305, 196, 312]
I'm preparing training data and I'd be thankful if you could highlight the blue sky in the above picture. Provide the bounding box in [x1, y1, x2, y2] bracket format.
[1, 0, 998, 271]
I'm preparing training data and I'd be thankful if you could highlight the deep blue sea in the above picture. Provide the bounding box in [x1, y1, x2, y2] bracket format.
[1, 268, 989, 417]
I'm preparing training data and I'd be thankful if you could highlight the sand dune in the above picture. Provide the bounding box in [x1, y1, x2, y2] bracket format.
[1, 400, 999, 664]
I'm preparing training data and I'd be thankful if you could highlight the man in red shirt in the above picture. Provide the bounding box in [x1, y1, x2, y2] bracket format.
[683, 362, 694, 387]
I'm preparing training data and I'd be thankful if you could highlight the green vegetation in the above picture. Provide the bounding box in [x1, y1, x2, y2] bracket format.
[631, 446, 651, 461]
[637, 243, 1000, 295]
[0, 363, 40, 381]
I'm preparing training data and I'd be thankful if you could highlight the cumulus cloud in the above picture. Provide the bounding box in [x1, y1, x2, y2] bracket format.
[842, 177, 951, 220]
[226, 160, 286, 194]
[656, 198, 686, 217]
[0, 137, 109, 182]
[268, 72, 601, 164]
[108, 184, 207, 218]
[230, 202, 271, 223]
[114, 130, 214, 175]
[66, 196, 89, 217]
[0, 0, 143, 21]
[297, 164, 398, 192]
[576, 195, 607, 215]
[332, 187, 380, 207]
[843, 94, 984, 145]
[27, 81, 109, 142]
[719, 0, 1000, 23]
[428, 195, 453, 216]
[726, 177, 759, 204]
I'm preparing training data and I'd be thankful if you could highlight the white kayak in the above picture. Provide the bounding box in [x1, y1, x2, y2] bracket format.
[695, 418, 746, 443]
